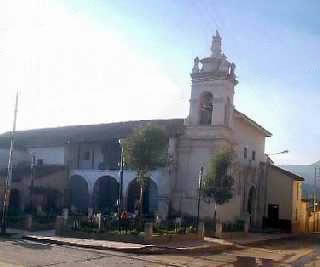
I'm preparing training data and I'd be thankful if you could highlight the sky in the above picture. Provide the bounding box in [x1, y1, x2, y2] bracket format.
[0, 0, 319, 165]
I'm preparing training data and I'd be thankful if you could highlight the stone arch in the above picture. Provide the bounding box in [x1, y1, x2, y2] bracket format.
[70, 175, 89, 214]
[127, 178, 159, 216]
[224, 97, 231, 126]
[9, 189, 21, 212]
[199, 91, 213, 125]
[93, 176, 119, 214]
[247, 186, 257, 226]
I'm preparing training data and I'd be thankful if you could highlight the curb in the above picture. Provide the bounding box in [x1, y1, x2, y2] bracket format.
[23, 235, 233, 255]
[23, 235, 151, 254]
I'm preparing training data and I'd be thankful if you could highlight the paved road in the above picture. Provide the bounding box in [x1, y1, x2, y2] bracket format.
[1, 235, 320, 266]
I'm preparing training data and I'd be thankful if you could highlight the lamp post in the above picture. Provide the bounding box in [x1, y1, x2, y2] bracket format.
[267, 150, 289, 156]
[196, 166, 204, 230]
[118, 139, 124, 217]
[30, 154, 36, 214]
[1, 92, 19, 234]
[313, 167, 320, 232]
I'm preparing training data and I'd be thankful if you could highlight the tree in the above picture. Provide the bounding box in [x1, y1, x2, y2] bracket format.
[201, 150, 235, 220]
[123, 126, 168, 216]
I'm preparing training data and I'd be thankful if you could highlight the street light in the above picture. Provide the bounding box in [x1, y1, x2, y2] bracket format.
[196, 166, 204, 230]
[267, 150, 289, 156]
[30, 154, 36, 213]
[263, 149, 289, 219]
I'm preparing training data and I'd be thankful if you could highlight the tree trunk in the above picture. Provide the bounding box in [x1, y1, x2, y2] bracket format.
[139, 183, 144, 217]
[138, 171, 146, 217]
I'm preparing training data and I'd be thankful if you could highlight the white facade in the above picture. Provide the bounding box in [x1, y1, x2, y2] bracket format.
[27, 146, 65, 165]
[0, 148, 31, 169]
[171, 31, 271, 225]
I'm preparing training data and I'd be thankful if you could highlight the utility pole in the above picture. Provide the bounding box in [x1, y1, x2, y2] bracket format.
[30, 154, 36, 214]
[1, 92, 19, 234]
[314, 167, 320, 232]
[118, 139, 124, 214]
[196, 166, 204, 230]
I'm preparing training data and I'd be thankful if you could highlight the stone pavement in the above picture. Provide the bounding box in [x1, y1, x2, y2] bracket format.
[1, 232, 317, 266]
[205, 232, 297, 246]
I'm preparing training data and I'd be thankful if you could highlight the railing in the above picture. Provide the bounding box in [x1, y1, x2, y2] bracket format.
[222, 220, 245, 232]
[5, 215, 56, 231]
[65, 214, 197, 236]
[6, 215, 26, 230]
[32, 215, 56, 230]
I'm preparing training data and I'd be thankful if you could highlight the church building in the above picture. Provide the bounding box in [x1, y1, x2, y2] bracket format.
[0, 32, 280, 229]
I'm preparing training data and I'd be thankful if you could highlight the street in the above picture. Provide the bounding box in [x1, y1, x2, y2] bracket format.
[0, 235, 320, 266]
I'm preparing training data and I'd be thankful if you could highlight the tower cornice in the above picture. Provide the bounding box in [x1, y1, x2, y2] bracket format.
[190, 71, 238, 85]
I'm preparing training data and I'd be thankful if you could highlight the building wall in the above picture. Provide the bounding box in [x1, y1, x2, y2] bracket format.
[173, 132, 234, 219]
[28, 147, 65, 165]
[232, 117, 266, 166]
[65, 143, 115, 170]
[266, 167, 293, 221]
[0, 148, 31, 169]
[70, 168, 171, 218]
[10, 168, 67, 212]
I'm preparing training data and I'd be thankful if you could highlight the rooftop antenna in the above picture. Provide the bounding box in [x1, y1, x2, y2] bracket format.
[1, 91, 19, 234]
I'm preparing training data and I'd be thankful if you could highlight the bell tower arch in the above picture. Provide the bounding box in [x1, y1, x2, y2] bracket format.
[186, 31, 238, 129]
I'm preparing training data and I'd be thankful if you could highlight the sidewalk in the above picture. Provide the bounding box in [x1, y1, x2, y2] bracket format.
[20, 230, 297, 255]
[23, 230, 232, 254]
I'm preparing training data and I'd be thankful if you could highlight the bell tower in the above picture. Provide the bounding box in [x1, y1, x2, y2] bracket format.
[186, 31, 238, 129]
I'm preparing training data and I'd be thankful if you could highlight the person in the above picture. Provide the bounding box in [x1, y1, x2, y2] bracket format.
[120, 210, 129, 233]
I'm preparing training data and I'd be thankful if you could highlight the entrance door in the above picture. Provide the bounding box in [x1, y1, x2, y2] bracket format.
[268, 204, 279, 227]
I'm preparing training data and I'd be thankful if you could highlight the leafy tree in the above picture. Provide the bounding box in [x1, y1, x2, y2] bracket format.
[123, 126, 168, 216]
[201, 150, 235, 219]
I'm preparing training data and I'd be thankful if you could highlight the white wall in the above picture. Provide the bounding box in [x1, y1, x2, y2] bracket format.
[0, 148, 31, 169]
[28, 146, 65, 165]
[232, 116, 266, 166]
[65, 143, 104, 169]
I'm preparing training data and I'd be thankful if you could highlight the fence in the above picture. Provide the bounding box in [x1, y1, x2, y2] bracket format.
[64, 214, 197, 236]
[5, 215, 56, 231]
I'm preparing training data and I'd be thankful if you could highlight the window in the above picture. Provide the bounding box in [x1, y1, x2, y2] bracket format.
[244, 147, 247, 159]
[199, 92, 213, 125]
[252, 151, 256, 161]
[224, 97, 231, 127]
[82, 151, 90, 160]
[37, 159, 44, 166]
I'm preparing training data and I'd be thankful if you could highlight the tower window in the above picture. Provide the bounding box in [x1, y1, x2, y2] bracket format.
[82, 151, 90, 160]
[224, 97, 231, 127]
[244, 147, 247, 159]
[199, 92, 213, 125]
[252, 151, 256, 161]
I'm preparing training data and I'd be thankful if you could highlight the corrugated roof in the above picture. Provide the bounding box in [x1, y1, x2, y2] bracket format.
[0, 119, 185, 148]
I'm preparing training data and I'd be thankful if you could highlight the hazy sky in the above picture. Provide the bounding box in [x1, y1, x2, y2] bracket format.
[1, 0, 319, 165]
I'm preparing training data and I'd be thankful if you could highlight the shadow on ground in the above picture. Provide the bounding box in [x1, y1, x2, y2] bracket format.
[0, 237, 52, 250]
